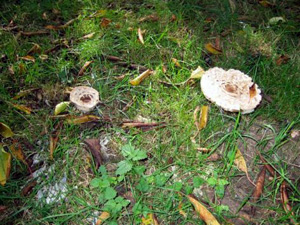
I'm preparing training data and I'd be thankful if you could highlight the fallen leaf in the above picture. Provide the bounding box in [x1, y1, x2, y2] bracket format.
[66, 115, 100, 124]
[8, 65, 15, 75]
[11, 103, 32, 114]
[19, 55, 35, 63]
[206, 153, 221, 162]
[18, 63, 26, 74]
[96, 211, 110, 225]
[0, 123, 14, 138]
[122, 121, 165, 131]
[178, 202, 187, 218]
[259, 0, 274, 7]
[276, 54, 290, 66]
[142, 213, 159, 225]
[193, 106, 201, 130]
[162, 65, 167, 73]
[171, 58, 181, 67]
[249, 84, 257, 99]
[190, 66, 205, 79]
[138, 28, 145, 45]
[170, 14, 177, 22]
[39, 54, 48, 61]
[21, 180, 37, 196]
[0, 145, 12, 186]
[100, 18, 111, 28]
[49, 122, 62, 160]
[12, 88, 39, 100]
[78, 61, 93, 76]
[80, 32, 95, 39]
[83, 138, 103, 169]
[130, 69, 152, 86]
[234, 149, 247, 173]
[280, 182, 295, 221]
[27, 43, 41, 55]
[187, 195, 220, 225]
[251, 167, 266, 215]
[205, 43, 222, 55]
[257, 152, 275, 176]
[139, 14, 159, 22]
[45, 18, 76, 30]
[54, 101, 70, 115]
[10, 140, 27, 165]
[114, 74, 126, 81]
[199, 106, 209, 130]
[215, 36, 221, 50]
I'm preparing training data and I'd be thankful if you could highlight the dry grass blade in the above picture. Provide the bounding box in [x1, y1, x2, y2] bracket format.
[78, 61, 93, 76]
[138, 28, 145, 44]
[45, 18, 76, 30]
[27, 43, 41, 55]
[187, 195, 220, 225]
[20, 30, 49, 36]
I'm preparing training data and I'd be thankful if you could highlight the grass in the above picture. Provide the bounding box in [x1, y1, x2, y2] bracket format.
[0, 0, 299, 224]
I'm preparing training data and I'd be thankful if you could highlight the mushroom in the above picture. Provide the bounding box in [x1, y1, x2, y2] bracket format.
[69, 86, 99, 112]
[200, 67, 262, 114]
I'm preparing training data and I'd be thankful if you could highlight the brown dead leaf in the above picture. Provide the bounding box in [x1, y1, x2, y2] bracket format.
[276, 54, 290, 66]
[27, 43, 41, 55]
[171, 58, 181, 67]
[78, 61, 93, 76]
[0, 123, 14, 138]
[12, 88, 39, 100]
[199, 106, 209, 130]
[170, 14, 177, 22]
[205, 43, 222, 55]
[139, 14, 159, 22]
[187, 195, 220, 225]
[100, 18, 111, 28]
[142, 213, 159, 225]
[22, 180, 37, 196]
[129, 69, 152, 86]
[19, 55, 35, 63]
[215, 36, 221, 50]
[251, 167, 266, 214]
[10, 140, 27, 165]
[66, 115, 100, 124]
[257, 151, 275, 176]
[280, 182, 294, 218]
[162, 65, 167, 73]
[138, 28, 145, 45]
[249, 84, 257, 99]
[83, 138, 103, 169]
[96, 212, 110, 225]
[235, 149, 255, 186]
[49, 122, 62, 160]
[0, 145, 11, 186]
[11, 103, 32, 114]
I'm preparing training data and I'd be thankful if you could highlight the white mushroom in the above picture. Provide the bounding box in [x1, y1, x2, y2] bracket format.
[69, 86, 99, 112]
[200, 67, 262, 114]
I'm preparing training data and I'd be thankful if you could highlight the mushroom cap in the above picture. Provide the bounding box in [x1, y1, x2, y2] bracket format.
[70, 86, 99, 112]
[200, 67, 262, 114]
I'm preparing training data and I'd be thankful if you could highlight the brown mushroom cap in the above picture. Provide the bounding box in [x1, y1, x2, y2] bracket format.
[70, 86, 99, 112]
[200, 67, 262, 114]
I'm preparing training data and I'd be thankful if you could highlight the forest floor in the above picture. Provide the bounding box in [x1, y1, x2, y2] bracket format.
[0, 0, 299, 224]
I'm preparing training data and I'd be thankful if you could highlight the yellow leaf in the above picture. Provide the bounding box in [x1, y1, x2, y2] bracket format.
[78, 61, 93, 76]
[129, 69, 152, 86]
[54, 102, 70, 115]
[138, 28, 145, 45]
[199, 106, 209, 130]
[190, 66, 205, 79]
[141, 213, 159, 225]
[96, 212, 110, 225]
[66, 115, 100, 124]
[204, 43, 222, 55]
[11, 103, 32, 114]
[12, 88, 39, 100]
[19, 55, 35, 63]
[0, 145, 12, 186]
[234, 149, 248, 174]
[0, 123, 14, 138]
[171, 58, 181, 67]
[187, 195, 220, 225]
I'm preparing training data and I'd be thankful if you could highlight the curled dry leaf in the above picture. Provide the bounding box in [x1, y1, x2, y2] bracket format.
[96, 211, 110, 225]
[78, 61, 93, 76]
[11, 103, 32, 114]
[49, 122, 62, 160]
[141, 213, 159, 225]
[171, 58, 181, 67]
[66, 115, 100, 124]
[129, 69, 152, 86]
[0, 122, 14, 138]
[54, 101, 70, 115]
[280, 182, 294, 218]
[251, 167, 266, 214]
[100, 18, 111, 28]
[205, 43, 222, 55]
[199, 106, 209, 130]
[187, 195, 220, 225]
[138, 28, 145, 45]
[19, 55, 35, 63]
[0, 145, 12, 186]
[10, 141, 27, 165]
[83, 138, 103, 169]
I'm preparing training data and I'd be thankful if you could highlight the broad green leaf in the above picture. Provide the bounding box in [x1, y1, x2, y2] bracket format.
[132, 150, 147, 161]
[136, 177, 150, 192]
[193, 177, 205, 188]
[207, 177, 217, 186]
[121, 144, 134, 157]
[104, 187, 117, 200]
[116, 160, 132, 175]
[172, 181, 183, 191]
[90, 178, 101, 187]
[0, 145, 12, 186]
[0, 122, 14, 138]
[54, 101, 70, 115]
[215, 185, 225, 198]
